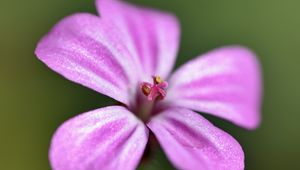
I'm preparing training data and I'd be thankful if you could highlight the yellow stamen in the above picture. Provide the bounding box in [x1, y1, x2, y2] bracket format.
[154, 76, 163, 84]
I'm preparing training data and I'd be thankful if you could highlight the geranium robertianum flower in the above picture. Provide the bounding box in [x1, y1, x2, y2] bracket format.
[35, 0, 262, 169]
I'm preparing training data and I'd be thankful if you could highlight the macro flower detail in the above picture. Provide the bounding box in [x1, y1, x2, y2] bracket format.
[141, 76, 168, 101]
[35, 0, 262, 170]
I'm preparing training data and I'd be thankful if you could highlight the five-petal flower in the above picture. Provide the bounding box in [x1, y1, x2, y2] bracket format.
[35, 0, 262, 169]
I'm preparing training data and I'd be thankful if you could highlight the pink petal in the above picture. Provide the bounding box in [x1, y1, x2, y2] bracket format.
[35, 13, 141, 105]
[165, 46, 262, 129]
[50, 106, 149, 170]
[96, 0, 180, 79]
[147, 107, 244, 170]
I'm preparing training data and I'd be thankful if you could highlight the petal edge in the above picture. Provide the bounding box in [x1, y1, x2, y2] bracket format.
[35, 13, 140, 105]
[96, 0, 180, 79]
[147, 107, 244, 170]
[50, 106, 149, 170]
[165, 46, 262, 129]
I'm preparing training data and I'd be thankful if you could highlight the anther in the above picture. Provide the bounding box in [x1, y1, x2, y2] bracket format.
[154, 76, 162, 84]
[141, 83, 152, 96]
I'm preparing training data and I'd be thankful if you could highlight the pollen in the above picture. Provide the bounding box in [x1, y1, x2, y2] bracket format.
[140, 76, 168, 101]
[141, 83, 151, 96]
[154, 76, 163, 84]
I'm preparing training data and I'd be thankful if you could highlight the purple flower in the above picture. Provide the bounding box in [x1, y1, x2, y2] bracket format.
[35, 0, 262, 169]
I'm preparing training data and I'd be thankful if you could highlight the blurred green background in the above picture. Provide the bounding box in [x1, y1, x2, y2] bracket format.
[1, 0, 300, 169]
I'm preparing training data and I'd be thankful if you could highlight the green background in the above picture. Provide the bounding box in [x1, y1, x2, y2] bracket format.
[1, 0, 299, 169]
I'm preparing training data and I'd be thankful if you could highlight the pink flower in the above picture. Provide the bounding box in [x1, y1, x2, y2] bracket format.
[35, 0, 262, 169]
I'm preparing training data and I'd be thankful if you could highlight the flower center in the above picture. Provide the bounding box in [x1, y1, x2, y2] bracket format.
[140, 76, 168, 101]
[134, 76, 168, 122]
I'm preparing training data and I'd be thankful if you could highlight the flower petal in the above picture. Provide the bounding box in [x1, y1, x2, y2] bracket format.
[165, 46, 262, 129]
[50, 106, 149, 170]
[96, 0, 180, 79]
[35, 13, 141, 105]
[147, 107, 244, 170]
